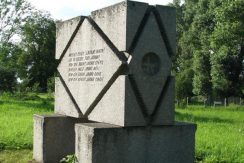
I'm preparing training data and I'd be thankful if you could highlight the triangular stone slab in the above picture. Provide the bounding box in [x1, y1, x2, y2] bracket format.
[88, 76, 126, 126]
[126, 1, 148, 50]
[56, 16, 85, 59]
[151, 76, 175, 125]
[128, 12, 171, 115]
[155, 5, 176, 55]
[124, 76, 146, 126]
[55, 78, 81, 117]
[58, 18, 123, 115]
[88, 76, 146, 126]
[90, 1, 148, 51]
[91, 1, 127, 51]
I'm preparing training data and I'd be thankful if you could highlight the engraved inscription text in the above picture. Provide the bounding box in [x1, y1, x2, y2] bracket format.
[68, 48, 104, 82]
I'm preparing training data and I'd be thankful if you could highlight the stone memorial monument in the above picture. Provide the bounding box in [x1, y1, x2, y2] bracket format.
[33, 1, 196, 163]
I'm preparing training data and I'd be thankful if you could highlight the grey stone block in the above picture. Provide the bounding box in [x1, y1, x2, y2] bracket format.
[91, 1, 128, 51]
[89, 76, 175, 126]
[55, 77, 81, 117]
[75, 122, 197, 163]
[56, 16, 85, 60]
[155, 5, 176, 55]
[57, 17, 124, 117]
[55, 1, 176, 126]
[33, 114, 88, 163]
[91, 1, 176, 53]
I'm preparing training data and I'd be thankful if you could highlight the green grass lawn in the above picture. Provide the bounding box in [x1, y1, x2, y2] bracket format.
[0, 150, 33, 163]
[176, 105, 244, 163]
[0, 93, 243, 162]
[0, 93, 53, 162]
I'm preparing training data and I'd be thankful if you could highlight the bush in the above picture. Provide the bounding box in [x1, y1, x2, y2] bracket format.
[60, 154, 77, 163]
[47, 77, 55, 93]
[0, 66, 17, 92]
[0, 91, 41, 101]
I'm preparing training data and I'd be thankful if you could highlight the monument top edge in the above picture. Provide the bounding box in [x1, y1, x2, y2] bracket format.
[90, 0, 148, 13]
[57, 0, 175, 23]
[55, 16, 86, 26]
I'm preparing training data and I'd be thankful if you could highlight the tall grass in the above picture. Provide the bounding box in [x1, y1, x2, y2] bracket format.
[176, 105, 244, 163]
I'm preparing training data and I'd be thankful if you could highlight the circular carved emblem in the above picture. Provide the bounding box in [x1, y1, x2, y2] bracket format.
[141, 52, 161, 75]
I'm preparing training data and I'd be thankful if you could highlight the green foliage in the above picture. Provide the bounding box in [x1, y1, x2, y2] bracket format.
[176, 68, 194, 100]
[47, 77, 55, 93]
[60, 154, 78, 163]
[17, 11, 57, 92]
[0, 42, 22, 92]
[0, 0, 32, 43]
[192, 50, 212, 96]
[0, 1, 57, 92]
[210, 0, 244, 97]
[0, 65, 16, 92]
[173, 0, 244, 99]
[30, 83, 42, 93]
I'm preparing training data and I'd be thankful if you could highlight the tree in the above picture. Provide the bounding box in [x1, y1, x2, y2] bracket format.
[176, 68, 194, 102]
[0, 65, 16, 92]
[210, 0, 244, 98]
[172, 0, 196, 100]
[0, 1, 56, 92]
[0, 0, 34, 92]
[184, 0, 216, 98]
[174, 0, 243, 100]
[0, 41, 23, 92]
[0, 0, 32, 43]
[18, 11, 57, 92]
[169, 0, 184, 72]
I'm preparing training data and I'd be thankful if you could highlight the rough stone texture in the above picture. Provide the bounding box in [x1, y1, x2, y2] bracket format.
[55, 2, 176, 56]
[55, 1, 176, 126]
[155, 5, 176, 55]
[91, 1, 127, 51]
[56, 16, 85, 60]
[55, 77, 81, 117]
[75, 122, 197, 163]
[89, 76, 175, 126]
[33, 114, 88, 163]
[57, 18, 124, 116]
[128, 11, 171, 115]
[125, 1, 149, 50]
[90, 1, 175, 52]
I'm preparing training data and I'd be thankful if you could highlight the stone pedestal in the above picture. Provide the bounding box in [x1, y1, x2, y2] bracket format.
[75, 122, 197, 163]
[33, 114, 88, 163]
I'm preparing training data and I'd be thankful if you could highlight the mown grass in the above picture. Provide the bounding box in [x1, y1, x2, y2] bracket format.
[0, 93, 244, 162]
[0, 93, 53, 150]
[0, 150, 33, 163]
[176, 105, 244, 163]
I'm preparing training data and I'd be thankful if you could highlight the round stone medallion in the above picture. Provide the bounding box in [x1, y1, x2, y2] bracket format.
[141, 52, 161, 75]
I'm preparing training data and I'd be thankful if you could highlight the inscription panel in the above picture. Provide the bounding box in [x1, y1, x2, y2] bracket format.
[67, 49, 104, 82]
[57, 19, 122, 114]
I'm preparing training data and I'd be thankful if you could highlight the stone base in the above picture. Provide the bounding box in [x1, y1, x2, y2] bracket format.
[75, 122, 197, 163]
[33, 114, 88, 163]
